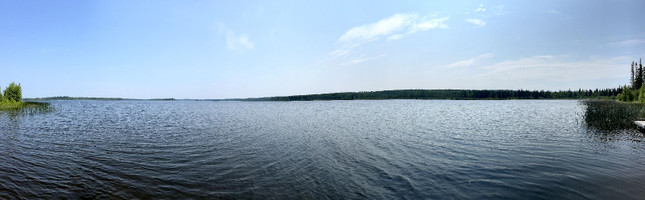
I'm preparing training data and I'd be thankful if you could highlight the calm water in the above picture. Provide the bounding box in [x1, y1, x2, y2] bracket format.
[1, 100, 645, 199]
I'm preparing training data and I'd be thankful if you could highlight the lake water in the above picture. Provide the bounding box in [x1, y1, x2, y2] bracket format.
[1, 100, 645, 199]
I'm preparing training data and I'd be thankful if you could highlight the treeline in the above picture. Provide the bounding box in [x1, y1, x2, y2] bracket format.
[246, 89, 622, 101]
[618, 59, 645, 102]
[1, 82, 22, 102]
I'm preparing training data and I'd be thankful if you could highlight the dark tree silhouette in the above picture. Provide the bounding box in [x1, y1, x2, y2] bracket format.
[636, 60, 644, 90]
[629, 61, 636, 89]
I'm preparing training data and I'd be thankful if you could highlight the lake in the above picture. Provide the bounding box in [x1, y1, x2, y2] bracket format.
[1, 100, 645, 199]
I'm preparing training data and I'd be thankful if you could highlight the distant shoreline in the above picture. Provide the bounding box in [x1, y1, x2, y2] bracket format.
[26, 89, 621, 102]
[238, 89, 619, 101]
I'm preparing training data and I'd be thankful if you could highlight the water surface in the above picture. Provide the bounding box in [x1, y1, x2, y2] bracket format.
[1, 100, 645, 199]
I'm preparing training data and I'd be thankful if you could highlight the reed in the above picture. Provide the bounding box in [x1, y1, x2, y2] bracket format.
[0, 101, 50, 111]
[582, 100, 645, 130]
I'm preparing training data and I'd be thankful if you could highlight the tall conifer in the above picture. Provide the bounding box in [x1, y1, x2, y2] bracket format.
[629, 61, 635, 88]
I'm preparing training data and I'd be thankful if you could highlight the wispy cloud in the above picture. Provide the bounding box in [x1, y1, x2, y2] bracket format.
[340, 54, 385, 66]
[447, 53, 493, 68]
[325, 13, 448, 65]
[465, 18, 486, 27]
[339, 13, 449, 45]
[610, 39, 645, 47]
[473, 55, 629, 82]
[329, 48, 350, 57]
[474, 4, 486, 12]
[340, 57, 371, 66]
[225, 31, 254, 52]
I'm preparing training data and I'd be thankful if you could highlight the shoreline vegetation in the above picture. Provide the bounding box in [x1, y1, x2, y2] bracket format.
[616, 59, 645, 103]
[583, 100, 645, 130]
[27, 89, 621, 102]
[240, 89, 621, 101]
[0, 101, 50, 111]
[0, 82, 50, 111]
[28, 89, 622, 102]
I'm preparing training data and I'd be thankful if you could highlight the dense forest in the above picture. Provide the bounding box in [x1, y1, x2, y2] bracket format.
[245, 88, 622, 101]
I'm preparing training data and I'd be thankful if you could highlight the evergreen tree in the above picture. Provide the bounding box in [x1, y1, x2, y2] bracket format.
[634, 59, 645, 85]
[638, 84, 645, 103]
[636, 61, 644, 90]
[632, 61, 636, 88]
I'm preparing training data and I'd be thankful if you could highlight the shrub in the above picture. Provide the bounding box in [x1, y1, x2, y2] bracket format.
[3, 82, 22, 102]
[618, 86, 630, 102]
[639, 85, 645, 104]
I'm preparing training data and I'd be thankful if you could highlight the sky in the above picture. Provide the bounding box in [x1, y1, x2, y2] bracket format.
[2, 0, 645, 99]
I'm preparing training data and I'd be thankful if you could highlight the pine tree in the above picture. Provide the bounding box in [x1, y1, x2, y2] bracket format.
[636, 61, 644, 90]
[634, 59, 645, 85]
[632, 61, 635, 88]
[639, 84, 645, 103]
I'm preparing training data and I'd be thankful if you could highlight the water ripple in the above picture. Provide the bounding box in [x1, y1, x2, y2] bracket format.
[1, 100, 645, 199]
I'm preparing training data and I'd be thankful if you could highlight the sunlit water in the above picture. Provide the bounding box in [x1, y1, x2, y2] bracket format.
[1, 100, 645, 199]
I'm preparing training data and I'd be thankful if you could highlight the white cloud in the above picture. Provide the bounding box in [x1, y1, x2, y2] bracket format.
[610, 39, 645, 47]
[339, 13, 449, 45]
[474, 4, 486, 12]
[339, 13, 415, 43]
[466, 18, 486, 27]
[414, 17, 450, 31]
[447, 53, 493, 68]
[326, 13, 448, 65]
[226, 31, 254, 52]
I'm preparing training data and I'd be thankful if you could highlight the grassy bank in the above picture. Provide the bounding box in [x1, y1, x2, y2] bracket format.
[0, 101, 50, 111]
[583, 100, 645, 130]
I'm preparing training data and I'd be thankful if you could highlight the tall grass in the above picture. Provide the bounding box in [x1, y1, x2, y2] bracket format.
[0, 101, 50, 112]
[582, 100, 645, 130]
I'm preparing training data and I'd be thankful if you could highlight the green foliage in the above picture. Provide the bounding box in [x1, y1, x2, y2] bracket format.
[617, 86, 634, 102]
[0, 101, 51, 113]
[583, 100, 645, 130]
[621, 59, 645, 103]
[638, 85, 645, 104]
[3, 82, 22, 102]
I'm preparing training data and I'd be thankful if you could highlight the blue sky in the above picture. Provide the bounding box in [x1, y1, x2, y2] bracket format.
[2, 0, 645, 99]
